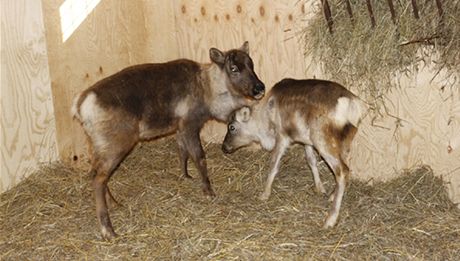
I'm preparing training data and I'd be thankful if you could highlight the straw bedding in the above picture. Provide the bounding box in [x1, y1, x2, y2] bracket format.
[304, 0, 460, 116]
[1, 137, 459, 260]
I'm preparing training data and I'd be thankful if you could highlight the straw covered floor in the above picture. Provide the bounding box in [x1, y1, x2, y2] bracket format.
[1, 137, 459, 260]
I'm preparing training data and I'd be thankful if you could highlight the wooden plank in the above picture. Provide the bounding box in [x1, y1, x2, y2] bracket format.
[0, 0, 58, 193]
[350, 68, 460, 205]
[142, 0, 179, 63]
[42, 0, 158, 166]
[171, 0, 307, 141]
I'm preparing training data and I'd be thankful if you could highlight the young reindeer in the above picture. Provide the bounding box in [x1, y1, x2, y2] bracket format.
[222, 78, 366, 228]
[72, 42, 265, 240]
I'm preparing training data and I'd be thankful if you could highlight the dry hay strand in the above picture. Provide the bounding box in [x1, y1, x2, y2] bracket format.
[303, 0, 460, 116]
[1, 137, 459, 260]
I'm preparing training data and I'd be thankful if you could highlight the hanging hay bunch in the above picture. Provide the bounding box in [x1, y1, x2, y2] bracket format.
[304, 0, 460, 115]
[1, 138, 459, 259]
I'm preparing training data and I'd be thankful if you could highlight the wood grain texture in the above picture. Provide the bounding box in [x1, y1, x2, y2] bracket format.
[42, 0, 155, 166]
[171, 0, 308, 142]
[1, 0, 58, 193]
[350, 67, 460, 204]
[142, 0, 179, 63]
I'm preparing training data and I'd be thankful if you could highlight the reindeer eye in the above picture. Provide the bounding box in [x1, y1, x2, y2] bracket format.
[230, 65, 239, 73]
[229, 124, 236, 133]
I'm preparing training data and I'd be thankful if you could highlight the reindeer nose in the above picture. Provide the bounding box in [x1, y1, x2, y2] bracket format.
[253, 82, 265, 99]
[222, 143, 233, 154]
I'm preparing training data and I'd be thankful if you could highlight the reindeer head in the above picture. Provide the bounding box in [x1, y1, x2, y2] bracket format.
[222, 107, 259, 154]
[209, 42, 265, 100]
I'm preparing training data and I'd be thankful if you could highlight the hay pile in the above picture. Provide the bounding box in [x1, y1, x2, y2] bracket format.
[304, 0, 460, 115]
[1, 137, 459, 260]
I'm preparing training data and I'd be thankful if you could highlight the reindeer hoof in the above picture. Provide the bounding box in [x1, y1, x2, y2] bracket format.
[183, 173, 193, 179]
[323, 214, 338, 229]
[107, 200, 122, 209]
[203, 187, 216, 197]
[323, 220, 336, 229]
[316, 185, 327, 195]
[101, 227, 117, 241]
[259, 193, 270, 201]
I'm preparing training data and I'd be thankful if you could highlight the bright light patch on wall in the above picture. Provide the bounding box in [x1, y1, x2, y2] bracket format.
[59, 0, 101, 42]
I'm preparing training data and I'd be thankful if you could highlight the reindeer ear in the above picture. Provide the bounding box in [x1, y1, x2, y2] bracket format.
[239, 41, 249, 54]
[235, 107, 251, 122]
[209, 48, 225, 65]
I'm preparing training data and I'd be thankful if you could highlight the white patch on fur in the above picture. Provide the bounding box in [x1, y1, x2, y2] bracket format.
[210, 92, 239, 121]
[79, 93, 101, 123]
[205, 63, 244, 121]
[331, 97, 365, 128]
[293, 112, 312, 145]
[78, 92, 109, 150]
[332, 97, 350, 128]
[347, 98, 366, 127]
[254, 104, 277, 151]
[258, 128, 276, 151]
[175, 97, 190, 118]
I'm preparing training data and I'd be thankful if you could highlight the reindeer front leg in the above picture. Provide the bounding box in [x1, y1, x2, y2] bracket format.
[177, 123, 215, 197]
[259, 137, 290, 200]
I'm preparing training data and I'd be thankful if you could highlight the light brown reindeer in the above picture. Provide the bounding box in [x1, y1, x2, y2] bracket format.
[222, 78, 366, 228]
[72, 42, 265, 240]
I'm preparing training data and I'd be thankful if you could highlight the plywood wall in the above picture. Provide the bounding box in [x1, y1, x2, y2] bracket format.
[1, 0, 58, 193]
[350, 67, 460, 204]
[167, 0, 309, 140]
[42, 0, 172, 166]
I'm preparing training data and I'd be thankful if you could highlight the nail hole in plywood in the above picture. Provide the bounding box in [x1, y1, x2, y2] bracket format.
[236, 5, 242, 14]
[200, 6, 206, 16]
[259, 6, 265, 17]
[181, 5, 186, 14]
[225, 13, 230, 20]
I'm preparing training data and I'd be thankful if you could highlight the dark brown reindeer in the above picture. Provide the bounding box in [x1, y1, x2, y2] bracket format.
[72, 42, 265, 240]
[222, 78, 366, 228]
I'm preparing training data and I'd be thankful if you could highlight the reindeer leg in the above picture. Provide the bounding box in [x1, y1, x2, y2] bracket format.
[259, 137, 290, 201]
[92, 165, 116, 240]
[318, 151, 348, 229]
[105, 186, 121, 208]
[177, 136, 192, 179]
[90, 125, 137, 240]
[89, 169, 119, 208]
[178, 126, 215, 197]
[304, 145, 326, 195]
